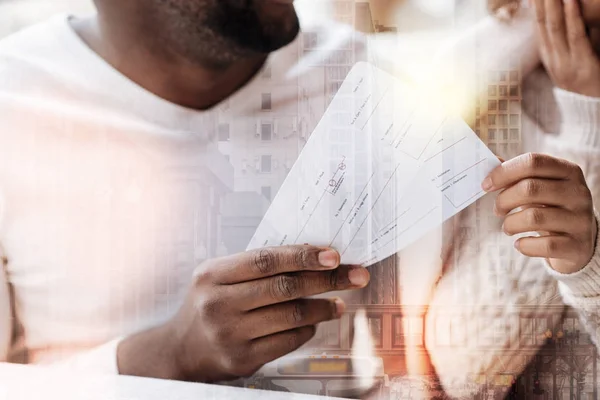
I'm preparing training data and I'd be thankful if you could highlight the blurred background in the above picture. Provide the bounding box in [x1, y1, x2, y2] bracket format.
[0, 0, 93, 37]
[0, 0, 489, 39]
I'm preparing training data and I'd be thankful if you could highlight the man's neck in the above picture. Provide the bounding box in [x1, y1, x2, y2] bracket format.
[71, 16, 267, 111]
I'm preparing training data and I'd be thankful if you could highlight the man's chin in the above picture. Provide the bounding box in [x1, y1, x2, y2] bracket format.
[270, 24, 300, 51]
[258, 16, 300, 52]
[258, 4, 300, 50]
[263, 0, 295, 5]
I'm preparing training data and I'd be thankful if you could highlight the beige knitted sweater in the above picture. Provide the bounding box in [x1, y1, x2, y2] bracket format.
[415, 9, 600, 398]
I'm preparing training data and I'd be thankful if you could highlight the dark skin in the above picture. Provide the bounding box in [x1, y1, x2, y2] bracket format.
[121, 246, 369, 382]
[70, 0, 372, 384]
[74, 0, 299, 110]
[72, 16, 265, 110]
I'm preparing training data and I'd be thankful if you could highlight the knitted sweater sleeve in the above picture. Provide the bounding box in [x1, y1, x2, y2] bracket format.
[540, 88, 600, 352]
[424, 50, 600, 400]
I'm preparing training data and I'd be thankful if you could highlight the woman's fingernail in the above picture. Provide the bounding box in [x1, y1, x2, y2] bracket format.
[482, 177, 494, 192]
[318, 249, 340, 268]
[494, 204, 501, 217]
[514, 240, 521, 250]
[348, 267, 370, 287]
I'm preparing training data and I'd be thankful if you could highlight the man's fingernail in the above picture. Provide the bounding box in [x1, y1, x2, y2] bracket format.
[318, 249, 340, 268]
[482, 177, 494, 192]
[348, 267, 370, 287]
[514, 240, 521, 250]
[334, 298, 346, 317]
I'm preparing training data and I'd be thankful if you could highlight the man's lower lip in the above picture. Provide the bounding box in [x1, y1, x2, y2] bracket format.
[266, 0, 294, 4]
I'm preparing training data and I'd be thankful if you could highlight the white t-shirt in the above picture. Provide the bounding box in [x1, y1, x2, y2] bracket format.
[0, 13, 372, 374]
[4, 11, 600, 399]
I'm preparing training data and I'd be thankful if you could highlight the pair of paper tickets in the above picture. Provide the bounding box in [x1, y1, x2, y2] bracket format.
[247, 62, 500, 267]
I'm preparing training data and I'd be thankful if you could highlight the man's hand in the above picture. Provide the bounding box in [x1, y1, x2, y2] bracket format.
[117, 245, 370, 383]
[533, 0, 600, 97]
[483, 153, 597, 274]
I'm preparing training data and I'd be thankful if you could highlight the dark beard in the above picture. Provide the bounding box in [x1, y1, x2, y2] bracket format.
[207, 0, 298, 55]
[156, 0, 300, 69]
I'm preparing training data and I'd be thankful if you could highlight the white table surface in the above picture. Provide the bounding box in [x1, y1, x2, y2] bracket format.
[0, 363, 340, 400]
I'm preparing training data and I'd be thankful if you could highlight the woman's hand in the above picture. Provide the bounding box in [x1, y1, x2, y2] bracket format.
[533, 0, 600, 97]
[483, 153, 597, 274]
